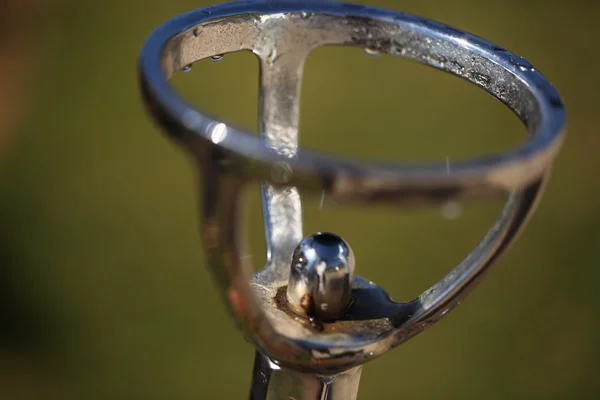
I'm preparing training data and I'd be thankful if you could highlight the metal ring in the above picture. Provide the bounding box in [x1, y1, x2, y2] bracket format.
[140, 0, 565, 205]
[138, 0, 566, 373]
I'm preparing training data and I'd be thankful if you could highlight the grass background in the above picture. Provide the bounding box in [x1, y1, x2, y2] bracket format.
[1, 0, 599, 398]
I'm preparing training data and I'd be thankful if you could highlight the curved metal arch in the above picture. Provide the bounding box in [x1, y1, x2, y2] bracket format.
[138, 0, 566, 373]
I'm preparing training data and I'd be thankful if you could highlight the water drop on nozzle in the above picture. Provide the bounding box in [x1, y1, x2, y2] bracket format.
[364, 48, 381, 58]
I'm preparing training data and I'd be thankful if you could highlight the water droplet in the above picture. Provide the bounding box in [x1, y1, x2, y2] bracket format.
[300, 11, 312, 19]
[267, 358, 281, 370]
[210, 54, 223, 62]
[193, 27, 201, 37]
[364, 48, 381, 58]
[510, 55, 535, 72]
[318, 191, 325, 210]
[181, 64, 193, 73]
[440, 201, 463, 220]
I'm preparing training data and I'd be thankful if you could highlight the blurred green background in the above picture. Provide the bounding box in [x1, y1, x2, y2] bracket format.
[1, 0, 598, 398]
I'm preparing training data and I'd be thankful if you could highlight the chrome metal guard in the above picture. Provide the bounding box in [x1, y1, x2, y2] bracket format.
[138, 1, 566, 398]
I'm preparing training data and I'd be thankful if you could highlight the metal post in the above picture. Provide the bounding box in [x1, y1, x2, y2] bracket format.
[250, 352, 362, 400]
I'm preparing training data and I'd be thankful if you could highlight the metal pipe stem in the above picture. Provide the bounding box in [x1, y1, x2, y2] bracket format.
[249, 352, 362, 400]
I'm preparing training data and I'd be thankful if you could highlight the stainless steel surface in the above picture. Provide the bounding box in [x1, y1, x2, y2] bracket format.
[286, 233, 355, 321]
[138, 0, 566, 397]
[250, 351, 362, 400]
[140, 1, 565, 206]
